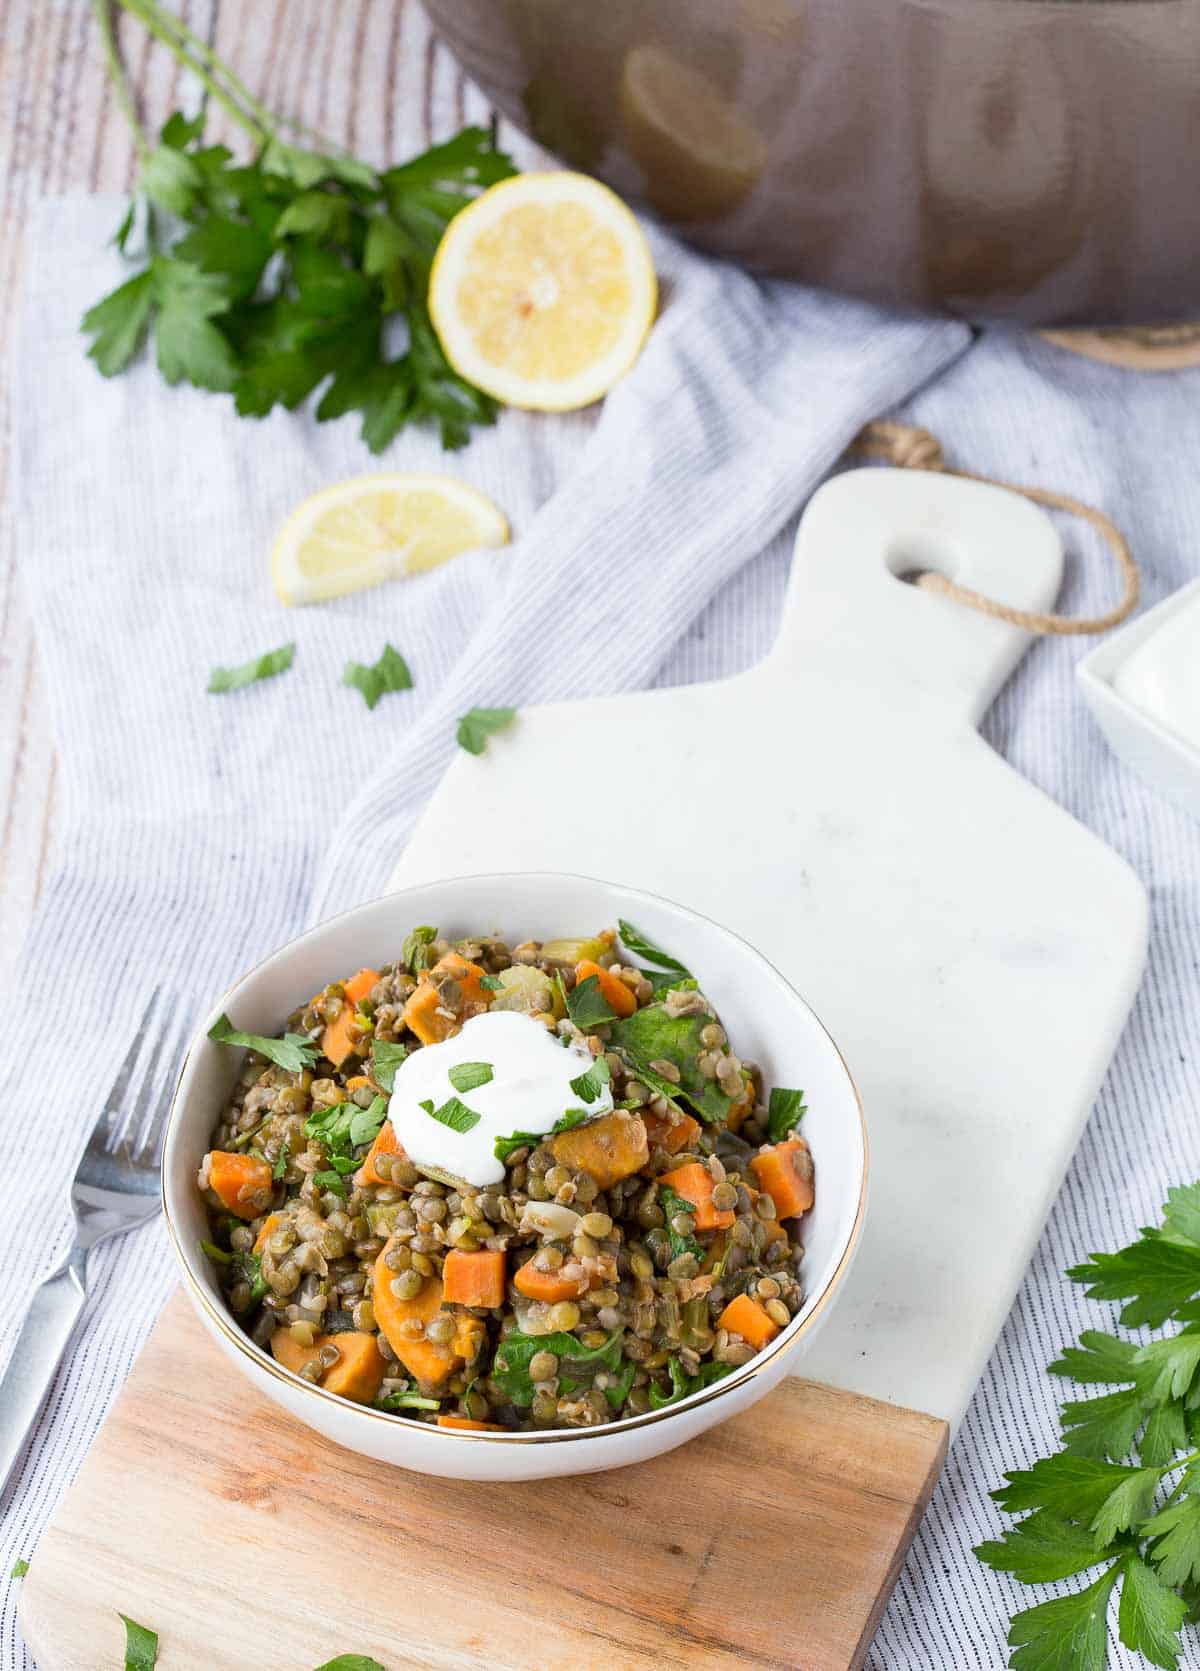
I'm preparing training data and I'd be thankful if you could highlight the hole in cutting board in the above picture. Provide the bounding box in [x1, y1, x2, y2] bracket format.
[886, 530, 961, 587]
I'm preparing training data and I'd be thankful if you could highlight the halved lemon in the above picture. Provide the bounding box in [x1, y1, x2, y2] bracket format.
[271, 474, 509, 606]
[428, 171, 657, 412]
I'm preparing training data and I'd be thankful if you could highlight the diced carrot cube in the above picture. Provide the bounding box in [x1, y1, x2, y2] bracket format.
[749, 1138, 815, 1219]
[718, 1293, 780, 1351]
[659, 1161, 735, 1232]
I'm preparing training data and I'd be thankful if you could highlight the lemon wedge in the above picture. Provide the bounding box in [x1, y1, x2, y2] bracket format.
[427, 171, 657, 412]
[271, 474, 509, 606]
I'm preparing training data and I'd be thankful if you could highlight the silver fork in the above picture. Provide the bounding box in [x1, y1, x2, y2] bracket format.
[0, 989, 187, 1494]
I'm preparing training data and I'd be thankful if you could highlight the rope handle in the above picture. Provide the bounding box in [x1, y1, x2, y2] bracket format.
[850, 419, 1139, 636]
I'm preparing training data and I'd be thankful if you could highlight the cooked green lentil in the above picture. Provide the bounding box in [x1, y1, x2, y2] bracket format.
[198, 923, 814, 1430]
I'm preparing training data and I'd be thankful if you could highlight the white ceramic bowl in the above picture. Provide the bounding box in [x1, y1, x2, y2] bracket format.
[1077, 578, 1200, 823]
[163, 873, 867, 1481]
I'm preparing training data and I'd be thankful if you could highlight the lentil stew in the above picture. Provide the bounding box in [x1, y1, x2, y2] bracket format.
[197, 923, 815, 1431]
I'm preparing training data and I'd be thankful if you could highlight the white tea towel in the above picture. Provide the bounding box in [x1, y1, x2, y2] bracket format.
[0, 193, 966, 1669]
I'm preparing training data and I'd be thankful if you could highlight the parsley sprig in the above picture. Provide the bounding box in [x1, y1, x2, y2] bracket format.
[85, 2, 516, 452]
[976, 1184, 1200, 1669]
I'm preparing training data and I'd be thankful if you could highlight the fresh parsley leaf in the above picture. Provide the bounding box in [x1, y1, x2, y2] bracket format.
[199, 1239, 232, 1265]
[10, 1559, 29, 1578]
[304, 1100, 356, 1147]
[1133, 1331, 1200, 1406]
[570, 1055, 611, 1103]
[312, 1168, 348, 1197]
[456, 706, 516, 755]
[1119, 1553, 1190, 1671]
[974, 1510, 1118, 1585]
[83, 270, 156, 376]
[232, 1249, 269, 1304]
[272, 1144, 290, 1182]
[119, 1613, 160, 1671]
[492, 1107, 590, 1164]
[348, 1096, 388, 1148]
[648, 1356, 734, 1410]
[419, 1096, 480, 1134]
[152, 258, 239, 391]
[565, 974, 617, 1030]
[448, 1061, 493, 1094]
[139, 140, 203, 215]
[371, 1040, 409, 1092]
[1141, 1403, 1190, 1468]
[766, 1087, 806, 1143]
[1144, 1497, 1200, 1590]
[343, 644, 413, 710]
[1059, 1387, 1146, 1462]
[1162, 1186, 1200, 1251]
[992, 1454, 1156, 1527]
[1069, 1238, 1200, 1330]
[1050, 1332, 1143, 1385]
[1005, 1563, 1121, 1671]
[617, 919, 691, 976]
[492, 1329, 623, 1407]
[660, 1184, 703, 1263]
[208, 641, 295, 693]
[402, 925, 437, 975]
[208, 1013, 321, 1073]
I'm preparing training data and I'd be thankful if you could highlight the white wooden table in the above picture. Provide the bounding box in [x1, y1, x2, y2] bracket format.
[0, 0, 514, 1000]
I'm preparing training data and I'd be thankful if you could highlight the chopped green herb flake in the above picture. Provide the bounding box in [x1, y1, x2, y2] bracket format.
[660, 1185, 703, 1264]
[348, 1096, 389, 1148]
[570, 1055, 611, 1103]
[448, 1061, 493, 1094]
[402, 925, 437, 975]
[312, 1658, 388, 1671]
[766, 1087, 806, 1143]
[343, 643, 414, 710]
[208, 1013, 321, 1074]
[617, 919, 691, 976]
[312, 1169, 348, 1197]
[119, 1613, 159, 1671]
[207, 641, 295, 693]
[272, 1144, 290, 1181]
[565, 974, 617, 1030]
[371, 1040, 409, 1092]
[456, 706, 516, 755]
[10, 1559, 28, 1579]
[420, 1096, 480, 1134]
[480, 974, 504, 991]
[493, 1106, 590, 1164]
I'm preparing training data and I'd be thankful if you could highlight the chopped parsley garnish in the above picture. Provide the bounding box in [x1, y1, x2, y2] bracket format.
[371, 1039, 409, 1091]
[419, 1096, 481, 1134]
[10, 1559, 27, 1579]
[402, 925, 437, 975]
[569, 1055, 611, 1103]
[119, 1612, 159, 1671]
[617, 918, 691, 976]
[342, 643, 413, 710]
[208, 1013, 321, 1074]
[312, 1169, 349, 1197]
[448, 1061, 493, 1094]
[456, 705, 516, 755]
[348, 1096, 388, 1148]
[207, 641, 295, 694]
[493, 1107, 589, 1164]
[272, 1144, 290, 1181]
[564, 973, 618, 1030]
[480, 974, 504, 991]
[312, 1657, 388, 1671]
[766, 1087, 806, 1142]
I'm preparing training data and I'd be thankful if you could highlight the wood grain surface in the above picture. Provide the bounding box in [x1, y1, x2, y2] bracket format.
[0, 0, 530, 1001]
[19, 1291, 948, 1671]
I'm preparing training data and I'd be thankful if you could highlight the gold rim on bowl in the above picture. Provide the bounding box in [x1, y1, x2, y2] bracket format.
[161, 872, 869, 1443]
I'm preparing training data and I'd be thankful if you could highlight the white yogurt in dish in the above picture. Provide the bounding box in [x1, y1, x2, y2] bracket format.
[1113, 590, 1200, 755]
[387, 1009, 613, 1187]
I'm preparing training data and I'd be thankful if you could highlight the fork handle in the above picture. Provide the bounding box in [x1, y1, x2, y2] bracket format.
[0, 1245, 88, 1494]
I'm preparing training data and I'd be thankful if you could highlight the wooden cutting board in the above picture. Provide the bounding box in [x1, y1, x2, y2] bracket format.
[20, 469, 1147, 1671]
[21, 1291, 946, 1671]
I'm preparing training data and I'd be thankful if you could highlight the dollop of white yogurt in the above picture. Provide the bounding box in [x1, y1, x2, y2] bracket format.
[387, 1009, 613, 1188]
